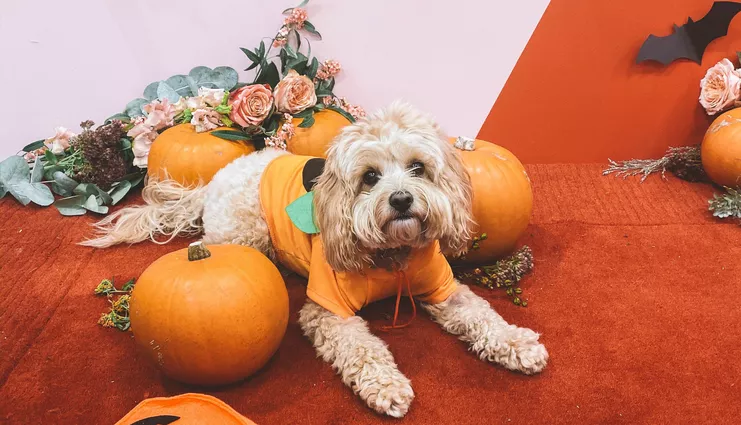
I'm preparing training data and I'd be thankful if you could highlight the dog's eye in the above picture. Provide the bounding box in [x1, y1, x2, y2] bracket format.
[363, 169, 380, 186]
[410, 161, 425, 177]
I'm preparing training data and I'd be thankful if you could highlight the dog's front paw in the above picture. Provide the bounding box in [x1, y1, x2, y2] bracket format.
[355, 363, 415, 418]
[497, 326, 548, 375]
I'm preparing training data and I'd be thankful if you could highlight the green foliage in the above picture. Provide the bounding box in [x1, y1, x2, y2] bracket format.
[454, 245, 535, 307]
[709, 187, 741, 220]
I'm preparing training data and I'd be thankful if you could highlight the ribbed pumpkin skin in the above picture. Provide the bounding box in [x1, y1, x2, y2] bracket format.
[147, 124, 256, 187]
[701, 108, 741, 188]
[129, 244, 289, 386]
[114, 393, 258, 425]
[286, 110, 352, 157]
[449, 138, 533, 265]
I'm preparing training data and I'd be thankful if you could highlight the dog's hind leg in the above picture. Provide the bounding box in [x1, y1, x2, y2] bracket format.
[423, 284, 548, 375]
[298, 300, 415, 418]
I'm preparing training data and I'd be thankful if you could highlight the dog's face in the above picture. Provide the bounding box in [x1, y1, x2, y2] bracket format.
[313, 101, 474, 272]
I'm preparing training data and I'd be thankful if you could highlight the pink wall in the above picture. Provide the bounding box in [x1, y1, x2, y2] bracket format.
[0, 0, 549, 158]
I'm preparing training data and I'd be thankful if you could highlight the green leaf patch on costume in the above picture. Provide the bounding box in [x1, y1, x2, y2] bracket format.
[286, 191, 320, 234]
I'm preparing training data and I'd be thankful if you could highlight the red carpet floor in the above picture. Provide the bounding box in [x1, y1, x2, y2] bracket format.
[1, 164, 740, 425]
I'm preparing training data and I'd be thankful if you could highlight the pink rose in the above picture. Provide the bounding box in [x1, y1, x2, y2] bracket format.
[700, 58, 741, 115]
[191, 109, 222, 133]
[44, 127, 77, 155]
[228, 84, 273, 127]
[273, 70, 317, 114]
[127, 116, 160, 168]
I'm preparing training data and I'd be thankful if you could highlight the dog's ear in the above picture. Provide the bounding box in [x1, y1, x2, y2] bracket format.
[313, 152, 365, 273]
[437, 138, 475, 257]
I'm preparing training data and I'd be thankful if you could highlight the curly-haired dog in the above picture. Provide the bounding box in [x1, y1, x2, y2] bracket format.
[83, 101, 548, 417]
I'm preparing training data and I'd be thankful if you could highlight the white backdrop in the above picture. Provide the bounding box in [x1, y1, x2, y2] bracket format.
[0, 0, 549, 158]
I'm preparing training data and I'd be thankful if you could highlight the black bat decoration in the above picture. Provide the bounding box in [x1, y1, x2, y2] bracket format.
[129, 415, 180, 425]
[636, 1, 741, 66]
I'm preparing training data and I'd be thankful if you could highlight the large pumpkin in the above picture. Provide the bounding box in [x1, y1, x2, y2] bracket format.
[115, 393, 258, 425]
[286, 109, 352, 157]
[147, 124, 255, 186]
[130, 242, 289, 386]
[701, 108, 741, 187]
[449, 137, 533, 264]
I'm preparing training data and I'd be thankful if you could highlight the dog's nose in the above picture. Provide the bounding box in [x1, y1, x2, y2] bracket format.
[389, 191, 413, 212]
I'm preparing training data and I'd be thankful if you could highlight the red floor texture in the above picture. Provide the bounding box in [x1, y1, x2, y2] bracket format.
[1, 164, 740, 424]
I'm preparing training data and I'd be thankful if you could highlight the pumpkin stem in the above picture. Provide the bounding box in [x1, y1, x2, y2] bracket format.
[454, 136, 475, 151]
[188, 241, 212, 261]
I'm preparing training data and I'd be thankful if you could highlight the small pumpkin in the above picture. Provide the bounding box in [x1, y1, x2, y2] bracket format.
[115, 393, 258, 425]
[147, 124, 256, 187]
[701, 108, 741, 187]
[286, 109, 352, 157]
[449, 137, 533, 265]
[130, 242, 289, 386]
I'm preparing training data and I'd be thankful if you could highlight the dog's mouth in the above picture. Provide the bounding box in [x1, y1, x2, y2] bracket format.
[392, 213, 416, 222]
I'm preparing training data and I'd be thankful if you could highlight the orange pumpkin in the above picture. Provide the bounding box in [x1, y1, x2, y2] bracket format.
[115, 393, 258, 425]
[147, 124, 255, 187]
[286, 109, 352, 157]
[701, 108, 741, 188]
[448, 137, 533, 264]
[130, 242, 289, 386]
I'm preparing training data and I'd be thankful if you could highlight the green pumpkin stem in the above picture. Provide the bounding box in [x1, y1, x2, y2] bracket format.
[188, 241, 212, 261]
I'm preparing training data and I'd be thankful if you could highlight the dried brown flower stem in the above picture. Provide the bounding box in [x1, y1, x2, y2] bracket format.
[454, 245, 534, 307]
[603, 145, 705, 182]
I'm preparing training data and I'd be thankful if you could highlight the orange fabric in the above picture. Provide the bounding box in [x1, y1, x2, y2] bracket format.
[477, 0, 741, 163]
[259, 155, 457, 319]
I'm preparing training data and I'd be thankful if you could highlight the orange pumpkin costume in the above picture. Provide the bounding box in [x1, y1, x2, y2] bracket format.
[259, 154, 457, 319]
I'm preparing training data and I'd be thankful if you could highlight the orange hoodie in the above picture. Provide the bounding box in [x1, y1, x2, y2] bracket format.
[260, 154, 457, 319]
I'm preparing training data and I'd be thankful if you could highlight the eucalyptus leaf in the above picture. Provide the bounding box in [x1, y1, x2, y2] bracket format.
[52, 171, 79, 196]
[7, 181, 54, 206]
[54, 195, 86, 216]
[156, 82, 181, 103]
[21, 139, 46, 153]
[43, 164, 64, 181]
[184, 76, 199, 96]
[189, 66, 212, 80]
[73, 183, 113, 205]
[143, 81, 160, 101]
[0, 184, 6, 198]
[83, 194, 109, 214]
[165, 75, 194, 98]
[210, 130, 252, 142]
[120, 171, 146, 187]
[0, 156, 30, 185]
[213, 67, 239, 90]
[30, 157, 43, 183]
[125, 98, 149, 118]
[108, 180, 132, 205]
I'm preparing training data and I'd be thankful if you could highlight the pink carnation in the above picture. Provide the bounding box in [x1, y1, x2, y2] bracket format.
[142, 99, 176, 130]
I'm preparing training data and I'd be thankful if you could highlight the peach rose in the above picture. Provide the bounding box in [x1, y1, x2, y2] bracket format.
[700, 58, 741, 115]
[228, 84, 273, 127]
[273, 70, 317, 114]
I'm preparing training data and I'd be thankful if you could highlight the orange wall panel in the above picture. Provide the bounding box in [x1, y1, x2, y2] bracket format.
[478, 0, 741, 163]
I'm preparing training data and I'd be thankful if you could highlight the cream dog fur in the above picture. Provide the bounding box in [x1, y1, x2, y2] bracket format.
[83, 101, 548, 418]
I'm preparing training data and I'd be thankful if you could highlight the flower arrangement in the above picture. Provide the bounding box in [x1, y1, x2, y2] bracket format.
[605, 56, 741, 224]
[0, 0, 363, 215]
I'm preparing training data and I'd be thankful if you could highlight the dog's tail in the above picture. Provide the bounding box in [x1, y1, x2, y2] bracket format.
[80, 178, 208, 248]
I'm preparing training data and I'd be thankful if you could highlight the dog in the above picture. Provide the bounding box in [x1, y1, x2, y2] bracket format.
[83, 101, 548, 417]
